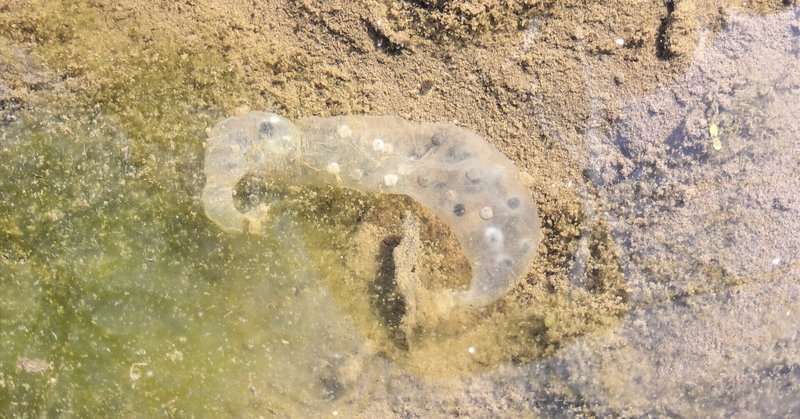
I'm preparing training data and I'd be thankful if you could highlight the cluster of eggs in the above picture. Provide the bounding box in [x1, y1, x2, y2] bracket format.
[203, 112, 540, 307]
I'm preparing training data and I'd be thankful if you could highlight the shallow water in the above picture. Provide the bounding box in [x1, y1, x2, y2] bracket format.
[1, 3, 800, 417]
[583, 8, 800, 298]
[0, 107, 369, 415]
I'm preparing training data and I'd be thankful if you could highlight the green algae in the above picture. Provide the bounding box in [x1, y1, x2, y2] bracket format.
[0, 105, 375, 415]
[0, 4, 363, 413]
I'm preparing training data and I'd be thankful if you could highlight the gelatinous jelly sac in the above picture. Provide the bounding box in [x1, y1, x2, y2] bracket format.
[203, 112, 541, 308]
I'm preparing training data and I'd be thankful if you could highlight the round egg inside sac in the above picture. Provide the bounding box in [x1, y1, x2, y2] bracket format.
[203, 112, 542, 309]
[479, 206, 494, 220]
[495, 254, 513, 269]
[384, 173, 399, 186]
[326, 162, 340, 175]
[349, 169, 363, 180]
[484, 227, 503, 247]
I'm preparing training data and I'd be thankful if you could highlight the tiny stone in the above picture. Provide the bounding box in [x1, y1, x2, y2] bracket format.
[479, 206, 493, 220]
